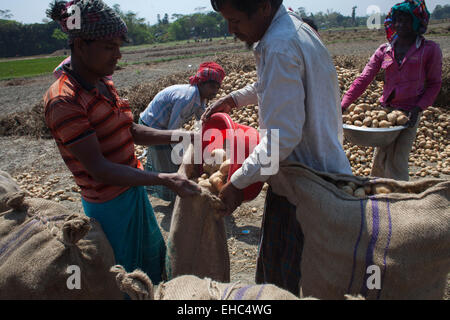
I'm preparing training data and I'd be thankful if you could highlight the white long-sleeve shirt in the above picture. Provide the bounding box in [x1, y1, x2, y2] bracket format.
[229, 5, 352, 190]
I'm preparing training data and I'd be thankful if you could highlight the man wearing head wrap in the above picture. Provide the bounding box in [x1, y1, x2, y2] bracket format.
[43, 0, 200, 286]
[139, 61, 225, 201]
[341, 0, 442, 181]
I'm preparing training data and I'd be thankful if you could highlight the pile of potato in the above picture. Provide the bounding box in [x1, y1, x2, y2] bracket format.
[13, 171, 80, 202]
[179, 68, 449, 180]
[195, 148, 230, 195]
[342, 104, 409, 128]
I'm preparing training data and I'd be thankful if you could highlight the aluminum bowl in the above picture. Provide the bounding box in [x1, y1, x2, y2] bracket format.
[343, 124, 408, 148]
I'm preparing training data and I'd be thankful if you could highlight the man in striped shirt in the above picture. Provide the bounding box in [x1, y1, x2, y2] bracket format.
[44, 0, 200, 285]
[139, 62, 225, 201]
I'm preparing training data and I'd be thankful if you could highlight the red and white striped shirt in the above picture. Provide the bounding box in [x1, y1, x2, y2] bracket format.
[43, 67, 138, 203]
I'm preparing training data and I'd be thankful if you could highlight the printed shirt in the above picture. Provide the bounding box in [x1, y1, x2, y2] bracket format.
[43, 65, 138, 203]
[139, 84, 205, 130]
[341, 37, 442, 111]
[229, 5, 352, 190]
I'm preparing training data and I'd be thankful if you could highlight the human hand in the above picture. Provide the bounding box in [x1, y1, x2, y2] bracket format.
[405, 107, 421, 128]
[218, 181, 244, 216]
[201, 95, 237, 122]
[162, 173, 201, 198]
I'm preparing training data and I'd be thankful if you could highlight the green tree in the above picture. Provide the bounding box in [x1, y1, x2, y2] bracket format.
[431, 4, 450, 19]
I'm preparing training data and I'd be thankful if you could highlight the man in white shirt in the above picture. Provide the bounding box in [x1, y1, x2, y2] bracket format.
[204, 0, 351, 295]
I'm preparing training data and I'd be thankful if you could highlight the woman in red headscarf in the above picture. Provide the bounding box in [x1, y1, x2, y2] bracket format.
[139, 61, 225, 201]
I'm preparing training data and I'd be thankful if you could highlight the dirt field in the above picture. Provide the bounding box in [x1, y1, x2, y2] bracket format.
[0, 24, 449, 298]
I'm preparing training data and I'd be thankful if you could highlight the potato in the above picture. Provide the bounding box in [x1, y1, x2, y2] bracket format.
[377, 111, 388, 121]
[203, 162, 220, 175]
[340, 185, 354, 195]
[347, 182, 357, 191]
[353, 187, 366, 198]
[210, 176, 225, 193]
[209, 171, 223, 184]
[219, 159, 231, 176]
[362, 117, 372, 127]
[387, 113, 397, 123]
[396, 114, 408, 125]
[211, 148, 227, 162]
[372, 184, 393, 194]
[379, 120, 390, 128]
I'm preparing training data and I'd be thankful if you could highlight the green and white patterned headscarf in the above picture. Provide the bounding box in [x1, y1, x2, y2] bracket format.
[384, 0, 430, 42]
[46, 0, 128, 44]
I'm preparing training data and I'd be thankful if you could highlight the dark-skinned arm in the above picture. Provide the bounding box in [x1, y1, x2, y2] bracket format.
[67, 133, 200, 197]
[130, 122, 196, 146]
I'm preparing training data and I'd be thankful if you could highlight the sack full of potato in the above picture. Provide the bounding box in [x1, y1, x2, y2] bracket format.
[269, 162, 450, 300]
[0, 191, 123, 299]
[165, 144, 230, 282]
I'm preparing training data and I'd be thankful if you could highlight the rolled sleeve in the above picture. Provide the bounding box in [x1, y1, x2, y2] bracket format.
[230, 83, 259, 107]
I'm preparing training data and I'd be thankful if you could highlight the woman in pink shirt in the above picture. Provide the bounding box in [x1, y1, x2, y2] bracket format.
[341, 0, 442, 181]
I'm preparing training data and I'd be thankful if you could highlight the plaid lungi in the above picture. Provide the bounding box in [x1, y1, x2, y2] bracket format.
[255, 186, 304, 296]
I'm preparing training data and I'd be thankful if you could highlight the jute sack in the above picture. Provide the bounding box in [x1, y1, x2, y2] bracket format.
[0, 170, 20, 213]
[0, 192, 123, 299]
[166, 145, 230, 282]
[269, 162, 450, 300]
[111, 266, 304, 300]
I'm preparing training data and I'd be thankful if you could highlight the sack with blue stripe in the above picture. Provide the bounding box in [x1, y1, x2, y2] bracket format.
[269, 162, 450, 300]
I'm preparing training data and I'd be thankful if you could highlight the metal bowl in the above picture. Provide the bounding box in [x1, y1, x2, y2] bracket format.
[343, 124, 407, 148]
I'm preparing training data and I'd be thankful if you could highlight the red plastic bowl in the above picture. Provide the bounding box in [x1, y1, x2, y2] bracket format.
[201, 113, 264, 201]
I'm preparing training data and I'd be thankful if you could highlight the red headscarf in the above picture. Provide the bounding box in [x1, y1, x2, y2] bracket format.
[189, 62, 226, 85]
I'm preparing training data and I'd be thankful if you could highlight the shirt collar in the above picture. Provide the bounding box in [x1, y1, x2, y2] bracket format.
[62, 64, 115, 98]
[254, 4, 287, 52]
[386, 35, 424, 52]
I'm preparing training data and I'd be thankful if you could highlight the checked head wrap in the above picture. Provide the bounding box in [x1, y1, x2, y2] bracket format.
[384, 0, 430, 43]
[189, 62, 226, 86]
[46, 0, 128, 44]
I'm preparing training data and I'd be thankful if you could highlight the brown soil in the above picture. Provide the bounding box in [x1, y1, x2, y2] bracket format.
[0, 29, 449, 297]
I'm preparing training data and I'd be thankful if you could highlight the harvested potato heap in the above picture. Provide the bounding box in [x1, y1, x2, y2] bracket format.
[183, 71, 259, 131]
[195, 148, 230, 194]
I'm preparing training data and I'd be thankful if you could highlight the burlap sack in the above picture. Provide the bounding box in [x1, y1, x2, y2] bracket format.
[111, 266, 303, 300]
[269, 162, 450, 300]
[166, 145, 230, 282]
[0, 170, 21, 213]
[0, 192, 123, 299]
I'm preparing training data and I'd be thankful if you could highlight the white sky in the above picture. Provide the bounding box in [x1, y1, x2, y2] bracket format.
[0, 0, 446, 25]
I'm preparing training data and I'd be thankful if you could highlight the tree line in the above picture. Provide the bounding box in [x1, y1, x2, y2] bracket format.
[0, 4, 449, 58]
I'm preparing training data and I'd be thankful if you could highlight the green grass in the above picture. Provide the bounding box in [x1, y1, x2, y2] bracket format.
[118, 49, 247, 67]
[121, 36, 228, 52]
[0, 56, 65, 80]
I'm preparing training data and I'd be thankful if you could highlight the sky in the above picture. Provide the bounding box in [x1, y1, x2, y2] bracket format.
[0, 0, 446, 25]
